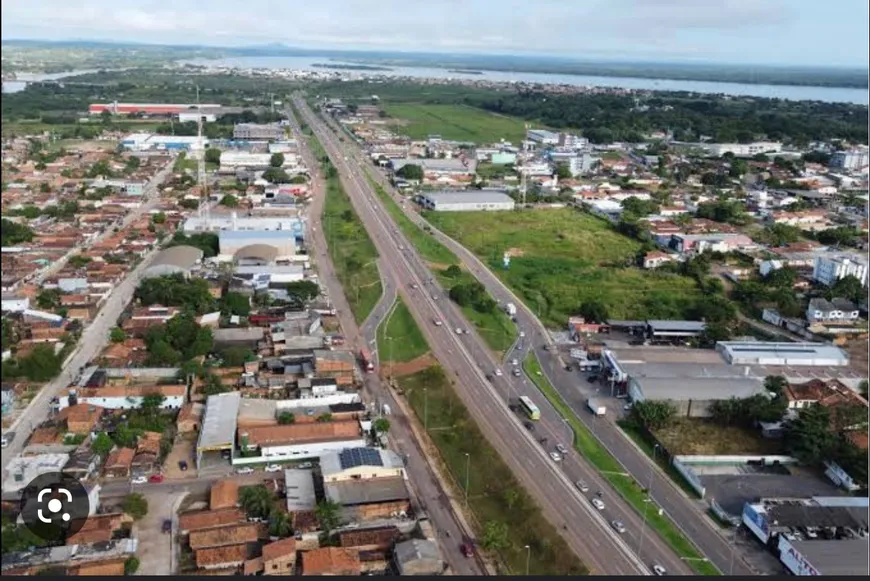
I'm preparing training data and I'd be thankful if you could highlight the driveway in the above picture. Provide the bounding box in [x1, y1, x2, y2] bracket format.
[163, 435, 197, 481]
[134, 489, 188, 576]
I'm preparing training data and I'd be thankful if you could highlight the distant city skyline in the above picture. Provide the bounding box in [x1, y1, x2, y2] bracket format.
[2, 0, 868, 68]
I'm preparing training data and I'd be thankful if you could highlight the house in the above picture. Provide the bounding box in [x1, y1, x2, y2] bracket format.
[178, 508, 245, 534]
[567, 317, 610, 339]
[59, 383, 187, 411]
[56, 404, 103, 434]
[785, 379, 868, 411]
[66, 513, 127, 545]
[642, 251, 676, 269]
[103, 448, 135, 479]
[300, 547, 361, 576]
[669, 233, 755, 254]
[393, 539, 443, 576]
[195, 544, 249, 571]
[339, 527, 400, 551]
[239, 421, 365, 459]
[177, 402, 204, 433]
[262, 538, 297, 575]
[189, 523, 260, 550]
[806, 298, 861, 325]
[319, 447, 405, 483]
[210, 480, 239, 510]
[66, 558, 128, 576]
[324, 476, 411, 523]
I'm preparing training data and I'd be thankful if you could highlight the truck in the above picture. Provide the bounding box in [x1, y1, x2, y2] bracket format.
[586, 398, 606, 416]
[504, 303, 517, 317]
[359, 348, 375, 373]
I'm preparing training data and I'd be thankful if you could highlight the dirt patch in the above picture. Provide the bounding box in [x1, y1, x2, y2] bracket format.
[385, 353, 439, 377]
[654, 418, 784, 456]
[504, 247, 525, 258]
[163, 435, 197, 481]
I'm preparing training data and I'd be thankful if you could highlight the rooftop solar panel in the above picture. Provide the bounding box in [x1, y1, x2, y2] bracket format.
[339, 448, 384, 469]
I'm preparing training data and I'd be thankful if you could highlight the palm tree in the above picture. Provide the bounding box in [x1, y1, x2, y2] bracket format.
[315, 499, 341, 534]
[239, 485, 274, 519]
[268, 511, 293, 538]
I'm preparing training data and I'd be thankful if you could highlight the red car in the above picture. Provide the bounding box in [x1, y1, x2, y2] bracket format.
[460, 543, 474, 558]
[149, 474, 164, 483]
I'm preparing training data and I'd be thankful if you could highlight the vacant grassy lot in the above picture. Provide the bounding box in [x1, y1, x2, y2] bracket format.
[377, 297, 430, 364]
[426, 209, 701, 327]
[398, 365, 587, 576]
[314, 137, 383, 324]
[653, 418, 784, 457]
[383, 103, 527, 144]
[523, 354, 720, 576]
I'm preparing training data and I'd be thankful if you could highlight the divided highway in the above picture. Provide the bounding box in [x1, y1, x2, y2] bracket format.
[318, 110, 754, 576]
[294, 96, 672, 576]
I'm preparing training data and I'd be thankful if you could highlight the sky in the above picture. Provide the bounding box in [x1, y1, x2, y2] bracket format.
[2, 0, 868, 68]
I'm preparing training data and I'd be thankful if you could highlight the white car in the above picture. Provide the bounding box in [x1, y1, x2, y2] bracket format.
[549, 452, 562, 462]
[519, 331, 525, 338]
[512, 369, 521, 377]
[264, 464, 282, 473]
[131, 476, 148, 484]
[611, 520, 627, 534]
[434, 320, 443, 326]
[494, 369, 503, 377]
[591, 498, 605, 510]
[652, 565, 667, 576]
[575, 480, 589, 493]
[555, 444, 568, 455]
[455, 328, 463, 335]
[511, 359, 519, 366]
[236, 467, 254, 475]
[298, 462, 313, 469]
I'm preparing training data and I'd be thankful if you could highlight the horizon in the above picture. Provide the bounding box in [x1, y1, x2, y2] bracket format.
[2, 0, 868, 69]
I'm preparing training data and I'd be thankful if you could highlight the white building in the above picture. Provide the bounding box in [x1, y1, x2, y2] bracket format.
[559, 133, 588, 150]
[178, 111, 217, 123]
[416, 191, 515, 212]
[3, 453, 71, 493]
[239, 421, 366, 460]
[703, 142, 783, 157]
[319, 447, 405, 483]
[526, 129, 560, 145]
[829, 149, 869, 171]
[59, 385, 187, 411]
[716, 341, 849, 367]
[812, 253, 868, 287]
[569, 153, 598, 177]
[1, 294, 29, 313]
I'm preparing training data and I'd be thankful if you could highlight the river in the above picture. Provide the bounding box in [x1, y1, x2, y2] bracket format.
[183, 56, 868, 105]
[5, 58, 867, 105]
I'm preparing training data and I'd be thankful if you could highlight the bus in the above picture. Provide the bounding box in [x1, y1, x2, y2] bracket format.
[359, 348, 375, 373]
[518, 396, 541, 421]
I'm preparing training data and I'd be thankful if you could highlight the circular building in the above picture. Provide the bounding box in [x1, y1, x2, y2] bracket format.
[142, 245, 204, 279]
[234, 243, 278, 266]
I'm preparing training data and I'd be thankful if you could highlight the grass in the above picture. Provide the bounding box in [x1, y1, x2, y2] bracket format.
[367, 175, 516, 354]
[310, 135, 383, 324]
[398, 365, 588, 576]
[652, 418, 784, 457]
[617, 421, 703, 500]
[523, 353, 721, 576]
[382, 103, 527, 144]
[425, 209, 701, 328]
[377, 297, 430, 364]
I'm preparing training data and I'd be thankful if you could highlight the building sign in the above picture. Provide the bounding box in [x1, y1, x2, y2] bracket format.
[779, 538, 820, 576]
[742, 503, 770, 543]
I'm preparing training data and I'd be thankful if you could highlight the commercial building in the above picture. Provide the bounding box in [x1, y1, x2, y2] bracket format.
[184, 214, 304, 235]
[324, 477, 411, 523]
[60, 384, 187, 411]
[416, 191, 515, 212]
[702, 142, 783, 157]
[141, 245, 203, 279]
[233, 123, 285, 141]
[284, 469, 317, 512]
[320, 447, 404, 483]
[390, 157, 477, 176]
[812, 253, 868, 287]
[120, 133, 207, 152]
[219, 230, 298, 262]
[196, 392, 241, 469]
[178, 111, 217, 123]
[526, 129, 560, 145]
[1, 294, 29, 313]
[219, 151, 279, 170]
[829, 149, 869, 171]
[569, 153, 598, 176]
[716, 341, 850, 367]
[238, 420, 365, 459]
[89, 102, 221, 115]
[234, 264, 304, 284]
[3, 453, 70, 493]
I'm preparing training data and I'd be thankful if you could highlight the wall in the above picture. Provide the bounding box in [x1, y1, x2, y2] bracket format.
[233, 438, 367, 463]
[777, 536, 821, 576]
[275, 393, 360, 409]
[671, 456, 707, 498]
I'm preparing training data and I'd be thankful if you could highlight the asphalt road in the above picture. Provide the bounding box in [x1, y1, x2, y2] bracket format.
[322, 113, 756, 577]
[295, 96, 659, 576]
[286, 109, 484, 576]
[1, 163, 174, 476]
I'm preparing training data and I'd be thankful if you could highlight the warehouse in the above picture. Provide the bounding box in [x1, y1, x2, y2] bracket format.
[196, 392, 241, 469]
[121, 133, 207, 151]
[233, 123, 285, 141]
[183, 214, 304, 236]
[416, 191, 515, 212]
[234, 264, 304, 284]
[142, 245, 204, 279]
[716, 342, 849, 367]
[219, 230, 298, 262]
[89, 102, 221, 115]
[628, 375, 766, 418]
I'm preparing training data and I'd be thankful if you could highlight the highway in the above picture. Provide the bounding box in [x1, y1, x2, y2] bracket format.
[1, 163, 174, 476]
[319, 110, 755, 576]
[286, 109, 483, 575]
[294, 96, 667, 576]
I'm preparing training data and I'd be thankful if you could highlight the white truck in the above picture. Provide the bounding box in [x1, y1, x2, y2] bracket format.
[505, 303, 517, 317]
[586, 398, 606, 416]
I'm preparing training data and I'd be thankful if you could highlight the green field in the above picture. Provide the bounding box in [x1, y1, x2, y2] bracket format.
[312, 136, 383, 324]
[523, 354, 720, 576]
[383, 103, 527, 144]
[367, 175, 516, 353]
[398, 365, 588, 576]
[425, 209, 701, 327]
[377, 297, 430, 364]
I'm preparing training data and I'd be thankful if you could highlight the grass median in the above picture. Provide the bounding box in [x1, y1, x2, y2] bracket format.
[311, 135, 383, 324]
[376, 297, 430, 364]
[523, 353, 721, 576]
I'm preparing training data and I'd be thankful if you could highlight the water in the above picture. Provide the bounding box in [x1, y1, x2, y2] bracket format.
[184, 56, 868, 105]
[2, 69, 103, 93]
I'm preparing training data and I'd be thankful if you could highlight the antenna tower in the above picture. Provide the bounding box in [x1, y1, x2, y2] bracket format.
[195, 85, 210, 230]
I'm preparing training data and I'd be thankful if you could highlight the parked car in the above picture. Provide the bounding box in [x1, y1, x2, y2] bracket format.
[575, 480, 589, 493]
[652, 565, 667, 576]
[611, 520, 626, 534]
[460, 543, 474, 558]
[236, 467, 254, 475]
[555, 443, 568, 455]
[591, 498, 605, 510]
[131, 476, 148, 484]
[149, 474, 164, 483]
[264, 464, 282, 473]
[162, 519, 172, 534]
[178, 460, 188, 471]
[298, 462, 313, 469]
[549, 452, 562, 462]
[485, 374, 493, 382]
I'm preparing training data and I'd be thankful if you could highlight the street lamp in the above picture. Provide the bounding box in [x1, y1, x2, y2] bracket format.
[524, 545, 531, 575]
[637, 443, 659, 557]
[464, 453, 471, 507]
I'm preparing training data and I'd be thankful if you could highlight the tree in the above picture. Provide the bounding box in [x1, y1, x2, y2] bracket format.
[262, 167, 290, 183]
[270, 152, 285, 168]
[316, 413, 334, 423]
[122, 493, 149, 520]
[110, 327, 126, 343]
[278, 412, 296, 425]
[859, 380, 868, 399]
[480, 520, 510, 551]
[268, 511, 293, 538]
[240, 485, 274, 519]
[222, 346, 255, 367]
[124, 557, 140, 576]
[629, 400, 677, 431]
[783, 405, 837, 465]
[445, 264, 462, 278]
[141, 393, 166, 414]
[205, 148, 222, 165]
[554, 164, 572, 180]
[395, 164, 423, 181]
[828, 275, 864, 304]
[220, 291, 251, 316]
[372, 418, 391, 434]
[290, 174, 308, 184]
[764, 267, 798, 289]
[67, 254, 91, 269]
[578, 301, 609, 324]
[219, 194, 239, 208]
[36, 289, 61, 310]
[91, 432, 115, 458]
[315, 499, 341, 534]
[151, 212, 166, 225]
